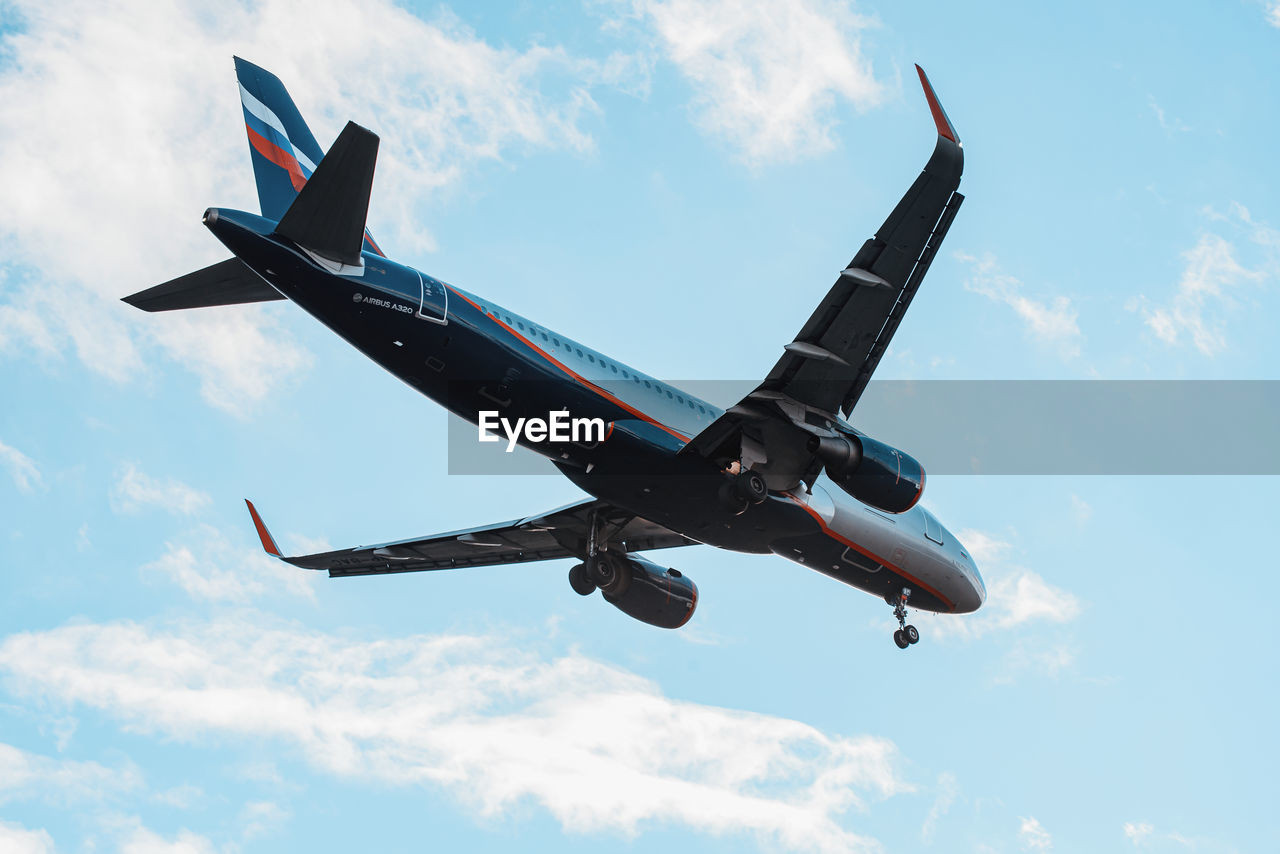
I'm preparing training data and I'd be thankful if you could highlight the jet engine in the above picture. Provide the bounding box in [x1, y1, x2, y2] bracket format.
[809, 433, 925, 514]
[570, 553, 697, 629]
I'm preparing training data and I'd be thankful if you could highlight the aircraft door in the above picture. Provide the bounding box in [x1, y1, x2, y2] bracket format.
[417, 270, 448, 324]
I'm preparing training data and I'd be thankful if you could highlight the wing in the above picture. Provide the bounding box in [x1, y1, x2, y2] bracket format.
[682, 66, 965, 487]
[245, 497, 697, 578]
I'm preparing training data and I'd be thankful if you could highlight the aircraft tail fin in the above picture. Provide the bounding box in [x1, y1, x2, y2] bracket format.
[235, 57, 386, 258]
[122, 258, 283, 312]
[234, 57, 325, 222]
[273, 121, 379, 267]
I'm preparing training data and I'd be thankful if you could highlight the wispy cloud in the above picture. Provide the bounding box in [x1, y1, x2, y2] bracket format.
[1138, 203, 1277, 357]
[140, 525, 315, 602]
[1148, 95, 1190, 134]
[0, 741, 143, 804]
[0, 438, 43, 493]
[1267, 2, 1280, 27]
[0, 820, 55, 854]
[111, 464, 211, 516]
[941, 530, 1081, 641]
[118, 822, 220, 854]
[625, 0, 884, 163]
[1142, 234, 1261, 356]
[1019, 816, 1053, 851]
[920, 772, 958, 844]
[0, 617, 911, 853]
[1123, 821, 1154, 846]
[0, 0, 614, 415]
[957, 252, 1082, 359]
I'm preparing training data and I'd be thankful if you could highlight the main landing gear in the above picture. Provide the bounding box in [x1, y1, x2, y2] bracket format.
[568, 508, 626, 596]
[718, 468, 768, 515]
[890, 587, 920, 649]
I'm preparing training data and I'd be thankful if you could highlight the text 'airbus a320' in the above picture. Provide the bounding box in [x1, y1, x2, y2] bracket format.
[125, 58, 985, 648]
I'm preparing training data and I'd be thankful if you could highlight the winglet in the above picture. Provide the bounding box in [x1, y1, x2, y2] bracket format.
[245, 499, 282, 557]
[915, 64, 959, 145]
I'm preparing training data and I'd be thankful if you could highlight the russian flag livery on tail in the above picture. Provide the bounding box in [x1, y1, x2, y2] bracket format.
[234, 57, 384, 257]
[124, 57, 985, 646]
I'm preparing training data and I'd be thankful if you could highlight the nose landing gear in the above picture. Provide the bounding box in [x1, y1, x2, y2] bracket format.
[890, 587, 920, 649]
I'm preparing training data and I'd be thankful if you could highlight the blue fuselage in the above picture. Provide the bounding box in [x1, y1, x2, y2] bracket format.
[208, 207, 985, 615]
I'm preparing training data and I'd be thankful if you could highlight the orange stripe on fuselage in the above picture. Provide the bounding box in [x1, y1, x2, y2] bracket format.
[785, 493, 955, 612]
[441, 285, 944, 610]
[445, 286, 690, 444]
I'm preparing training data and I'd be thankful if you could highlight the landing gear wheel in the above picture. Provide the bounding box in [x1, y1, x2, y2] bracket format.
[736, 470, 768, 504]
[888, 587, 918, 649]
[718, 481, 749, 516]
[568, 563, 594, 596]
[585, 554, 615, 588]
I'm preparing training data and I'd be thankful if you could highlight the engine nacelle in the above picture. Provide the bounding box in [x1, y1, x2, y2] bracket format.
[809, 432, 925, 514]
[597, 554, 698, 629]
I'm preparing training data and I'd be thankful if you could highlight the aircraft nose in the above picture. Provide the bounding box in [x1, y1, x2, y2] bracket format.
[951, 562, 986, 614]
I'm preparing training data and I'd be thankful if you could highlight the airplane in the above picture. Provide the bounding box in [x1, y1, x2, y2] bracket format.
[124, 57, 985, 649]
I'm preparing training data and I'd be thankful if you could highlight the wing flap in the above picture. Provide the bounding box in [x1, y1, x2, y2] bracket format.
[246, 497, 697, 578]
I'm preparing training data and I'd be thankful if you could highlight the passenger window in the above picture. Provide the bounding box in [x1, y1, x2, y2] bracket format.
[575, 348, 583, 357]
[588, 354, 595, 363]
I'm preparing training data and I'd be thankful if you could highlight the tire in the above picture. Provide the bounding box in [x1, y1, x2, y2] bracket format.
[736, 470, 768, 504]
[904, 625, 920, 645]
[893, 630, 909, 649]
[568, 563, 594, 596]
[718, 481, 749, 516]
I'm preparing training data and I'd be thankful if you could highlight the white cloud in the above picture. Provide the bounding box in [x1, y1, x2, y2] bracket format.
[920, 772, 957, 844]
[629, 0, 884, 163]
[1143, 234, 1262, 356]
[941, 530, 1081, 641]
[120, 825, 219, 854]
[1148, 95, 1189, 134]
[1070, 494, 1093, 524]
[141, 524, 315, 602]
[1123, 821, 1154, 846]
[0, 741, 142, 804]
[0, 617, 911, 853]
[0, 0, 613, 415]
[958, 252, 1081, 359]
[0, 438, 43, 493]
[239, 800, 290, 840]
[111, 464, 211, 516]
[1019, 816, 1052, 851]
[1268, 2, 1280, 28]
[0, 820, 56, 854]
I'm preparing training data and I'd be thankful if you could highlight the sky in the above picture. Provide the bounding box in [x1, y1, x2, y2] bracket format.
[0, 1, 1278, 852]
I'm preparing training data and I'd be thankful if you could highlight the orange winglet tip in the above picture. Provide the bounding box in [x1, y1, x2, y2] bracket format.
[915, 64, 959, 145]
[245, 499, 282, 557]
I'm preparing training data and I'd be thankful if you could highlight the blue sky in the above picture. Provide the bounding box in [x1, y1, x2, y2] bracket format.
[1, 1, 1278, 852]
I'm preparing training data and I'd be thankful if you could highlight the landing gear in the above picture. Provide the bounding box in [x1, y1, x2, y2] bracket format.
[718, 469, 768, 514]
[568, 509, 630, 597]
[568, 563, 594, 596]
[889, 587, 920, 649]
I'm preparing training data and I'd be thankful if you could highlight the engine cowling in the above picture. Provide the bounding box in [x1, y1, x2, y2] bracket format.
[596, 554, 698, 629]
[809, 432, 925, 514]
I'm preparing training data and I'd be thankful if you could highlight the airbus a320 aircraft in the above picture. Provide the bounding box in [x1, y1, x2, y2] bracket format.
[125, 58, 985, 648]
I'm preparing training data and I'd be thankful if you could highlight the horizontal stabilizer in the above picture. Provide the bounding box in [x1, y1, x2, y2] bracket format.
[273, 121, 379, 267]
[122, 258, 283, 312]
